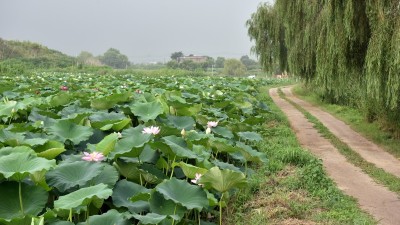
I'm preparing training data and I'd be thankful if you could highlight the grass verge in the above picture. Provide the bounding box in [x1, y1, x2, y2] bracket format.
[278, 88, 400, 195]
[227, 86, 376, 225]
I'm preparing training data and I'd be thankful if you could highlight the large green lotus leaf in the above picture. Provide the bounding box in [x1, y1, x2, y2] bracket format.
[46, 161, 104, 192]
[132, 213, 167, 225]
[0, 152, 55, 181]
[49, 93, 71, 107]
[149, 191, 186, 218]
[90, 92, 131, 110]
[211, 126, 234, 139]
[77, 209, 131, 225]
[0, 182, 48, 221]
[199, 167, 247, 193]
[155, 177, 208, 210]
[35, 140, 65, 160]
[211, 159, 242, 172]
[58, 103, 94, 119]
[48, 119, 93, 144]
[28, 109, 57, 128]
[54, 184, 112, 210]
[22, 137, 48, 146]
[162, 135, 197, 159]
[0, 100, 18, 119]
[208, 138, 238, 153]
[175, 103, 202, 117]
[0, 129, 25, 146]
[114, 160, 141, 181]
[48, 221, 74, 225]
[236, 142, 268, 163]
[108, 118, 131, 131]
[237, 131, 263, 142]
[89, 112, 130, 131]
[139, 163, 167, 184]
[0, 146, 35, 157]
[242, 116, 265, 125]
[30, 170, 51, 191]
[89, 164, 119, 188]
[95, 133, 118, 156]
[112, 180, 150, 213]
[130, 101, 164, 122]
[165, 115, 195, 130]
[173, 161, 208, 179]
[111, 130, 151, 158]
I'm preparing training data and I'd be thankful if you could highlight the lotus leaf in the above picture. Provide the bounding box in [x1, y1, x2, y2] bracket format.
[162, 135, 198, 159]
[48, 119, 93, 144]
[46, 161, 104, 192]
[130, 101, 164, 122]
[112, 180, 150, 213]
[0, 182, 48, 221]
[54, 183, 112, 210]
[155, 177, 208, 210]
[199, 166, 247, 193]
[0, 152, 56, 181]
[77, 209, 130, 225]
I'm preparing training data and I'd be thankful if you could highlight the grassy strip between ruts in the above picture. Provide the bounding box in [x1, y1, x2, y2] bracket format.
[287, 86, 400, 195]
[227, 86, 375, 225]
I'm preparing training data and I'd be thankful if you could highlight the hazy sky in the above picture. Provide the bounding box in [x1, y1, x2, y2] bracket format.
[0, 0, 273, 63]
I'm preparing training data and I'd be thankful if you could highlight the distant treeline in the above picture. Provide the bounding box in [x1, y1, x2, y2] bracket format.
[248, 1, 400, 136]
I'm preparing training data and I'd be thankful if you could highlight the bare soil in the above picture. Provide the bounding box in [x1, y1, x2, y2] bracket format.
[269, 87, 400, 225]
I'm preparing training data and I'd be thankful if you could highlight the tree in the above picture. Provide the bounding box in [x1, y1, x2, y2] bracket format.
[99, 48, 130, 69]
[215, 57, 225, 68]
[170, 51, 184, 61]
[240, 55, 259, 70]
[223, 59, 246, 76]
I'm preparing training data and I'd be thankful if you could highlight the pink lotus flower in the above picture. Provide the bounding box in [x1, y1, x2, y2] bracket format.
[82, 151, 105, 162]
[191, 173, 203, 186]
[142, 126, 160, 135]
[207, 121, 218, 128]
[60, 86, 69, 91]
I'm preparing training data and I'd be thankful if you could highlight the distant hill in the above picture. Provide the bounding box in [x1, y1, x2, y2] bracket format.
[0, 38, 75, 68]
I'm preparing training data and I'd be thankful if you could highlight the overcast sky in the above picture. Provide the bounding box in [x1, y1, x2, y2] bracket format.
[0, 0, 273, 63]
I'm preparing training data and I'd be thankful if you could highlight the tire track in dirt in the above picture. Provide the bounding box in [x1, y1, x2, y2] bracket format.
[269, 87, 400, 225]
[281, 86, 400, 178]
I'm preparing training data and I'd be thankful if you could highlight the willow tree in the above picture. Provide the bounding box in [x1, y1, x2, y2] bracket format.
[248, 0, 400, 134]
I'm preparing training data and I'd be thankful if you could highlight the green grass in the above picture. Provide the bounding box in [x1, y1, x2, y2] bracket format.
[280, 87, 400, 195]
[228, 86, 376, 225]
[292, 85, 400, 159]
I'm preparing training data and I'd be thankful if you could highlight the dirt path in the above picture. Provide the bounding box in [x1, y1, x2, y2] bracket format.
[281, 86, 400, 178]
[269, 87, 400, 225]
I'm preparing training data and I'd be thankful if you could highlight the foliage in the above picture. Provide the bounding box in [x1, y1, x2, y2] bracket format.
[240, 55, 259, 70]
[0, 71, 287, 224]
[99, 48, 130, 69]
[0, 38, 75, 69]
[215, 57, 225, 68]
[170, 51, 184, 61]
[247, 0, 400, 135]
[223, 58, 247, 76]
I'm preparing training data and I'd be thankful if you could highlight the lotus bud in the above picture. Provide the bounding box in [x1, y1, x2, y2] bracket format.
[181, 129, 186, 136]
[206, 127, 211, 134]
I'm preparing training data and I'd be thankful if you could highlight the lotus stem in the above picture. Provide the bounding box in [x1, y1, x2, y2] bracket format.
[139, 173, 143, 186]
[219, 193, 224, 225]
[87, 205, 90, 225]
[18, 181, 24, 215]
[171, 204, 177, 225]
[170, 155, 177, 179]
[68, 209, 73, 222]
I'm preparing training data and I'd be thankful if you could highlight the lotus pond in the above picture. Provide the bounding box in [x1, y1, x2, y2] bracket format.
[0, 72, 284, 225]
